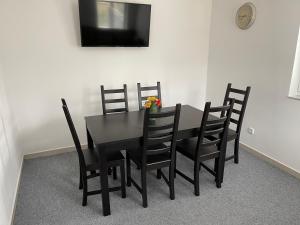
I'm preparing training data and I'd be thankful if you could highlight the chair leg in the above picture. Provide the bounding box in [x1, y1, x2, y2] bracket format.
[141, 167, 148, 208]
[169, 165, 175, 200]
[79, 168, 83, 190]
[194, 161, 200, 196]
[215, 157, 222, 188]
[216, 179, 222, 188]
[113, 167, 117, 180]
[126, 152, 131, 187]
[120, 161, 126, 198]
[214, 157, 219, 182]
[156, 169, 162, 179]
[174, 151, 177, 178]
[234, 138, 239, 164]
[82, 174, 88, 206]
[214, 158, 219, 173]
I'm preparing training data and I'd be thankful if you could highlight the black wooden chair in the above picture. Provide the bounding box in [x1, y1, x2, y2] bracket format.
[175, 100, 234, 196]
[61, 98, 126, 206]
[100, 84, 129, 178]
[222, 83, 251, 163]
[126, 104, 181, 208]
[137, 82, 162, 110]
[101, 84, 129, 115]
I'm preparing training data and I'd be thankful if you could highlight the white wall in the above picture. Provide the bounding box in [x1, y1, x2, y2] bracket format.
[0, 0, 212, 155]
[207, 0, 300, 172]
[0, 65, 23, 225]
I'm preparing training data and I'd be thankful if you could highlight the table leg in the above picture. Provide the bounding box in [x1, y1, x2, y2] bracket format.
[87, 126, 93, 149]
[97, 145, 111, 216]
[87, 127, 96, 176]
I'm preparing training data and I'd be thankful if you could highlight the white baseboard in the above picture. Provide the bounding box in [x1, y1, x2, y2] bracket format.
[24, 143, 300, 181]
[11, 145, 86, 224]
[240, 142, 300, 180]
[23, 145, 87, 159]
[23, 142, 300, 179]
[10, 156, 24, 225]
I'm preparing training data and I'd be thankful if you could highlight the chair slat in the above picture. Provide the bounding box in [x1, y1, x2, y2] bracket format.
[210, 105, 230, 113]
[226, 98, 244, 105]
[206, 117, 227, 125]
[229, 88, 247, 95]
[146, 146, 170, 155]
[148, 110, 176, 118]
[147, 135, 173, 145]
[205, 123, 224, 131]
[105, 98, 126, 103]
[103, 88, 125, 94]
[149, 130, 172, 139]
[232, 109, 241, 115]
[204, 127, 224, 136]
[105, 108, 128, 114]
[230, 118, 239, 124]
[141, 96, 159, 101]
[148, 123, 174, 131]
[234, 99, 244, 105]
[141, 86, 159, 91]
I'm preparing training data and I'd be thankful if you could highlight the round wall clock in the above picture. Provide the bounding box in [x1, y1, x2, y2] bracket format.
[236, 2, 256, 30]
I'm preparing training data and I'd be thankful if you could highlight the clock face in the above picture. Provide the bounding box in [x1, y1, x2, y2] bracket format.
[236, 3, 256, 30]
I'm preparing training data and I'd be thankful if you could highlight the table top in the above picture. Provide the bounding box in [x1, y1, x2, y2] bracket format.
[85, 105, 212, 147]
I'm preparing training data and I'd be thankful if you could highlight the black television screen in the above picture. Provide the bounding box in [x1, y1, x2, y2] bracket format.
[78, 0, 151, 47]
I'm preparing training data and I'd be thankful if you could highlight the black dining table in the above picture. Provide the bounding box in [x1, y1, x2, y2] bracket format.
[85, 104, 226, 216]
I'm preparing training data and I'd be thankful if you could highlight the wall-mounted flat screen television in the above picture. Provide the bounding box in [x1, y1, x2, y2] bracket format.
[78, 0, 151, 47]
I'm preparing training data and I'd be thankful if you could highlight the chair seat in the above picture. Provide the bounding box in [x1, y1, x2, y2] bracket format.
[84, 148, 124, 171]
[176, 138, 220, 161]
[127, 144, 171, 167]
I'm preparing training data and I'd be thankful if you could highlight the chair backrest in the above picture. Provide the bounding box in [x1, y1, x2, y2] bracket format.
[141, 104, 181, 164]
[101, 84, 129, 115]
[222, 83, 251, 136]
[137, 82, 162, 110]
[195, 100, 234, 159]
[61, 98, 86, 169]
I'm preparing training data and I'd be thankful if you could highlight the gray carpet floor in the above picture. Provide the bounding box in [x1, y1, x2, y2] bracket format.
[14, 146, 300, 225]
